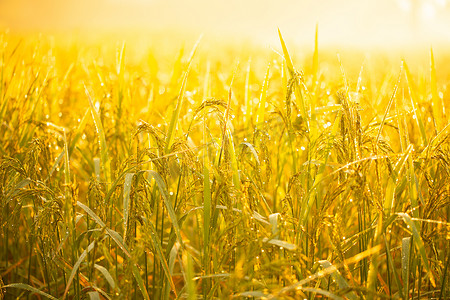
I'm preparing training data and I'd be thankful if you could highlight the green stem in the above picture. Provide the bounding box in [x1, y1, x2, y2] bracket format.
[438, 253, 449, 300]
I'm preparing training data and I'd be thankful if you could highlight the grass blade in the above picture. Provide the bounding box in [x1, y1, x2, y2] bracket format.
[116, 41, 126, 119]
[299, 287, 345, 300]
[244, 59, 252, 127]
[402, 237, 411, 298]
[318, 260, 358, 300]
[240, 142, 261, 165]
[165, 36, 202, 153]
[2, 283, 58, 300]
[402, 60, 427, 146]
[76, 201, 131, 257]
[226, 129, 240, 191]
[163, 242, 181, 299]
[278, 29, 307, 122]
[183, 250, 196, 300]
[94, 264, 117, 290]
[384, 235, 404, 299]
[85, 85, 111, 184]
[438, 254, 449, 300]
[63, 240, 96, 299]
[269, 213, 280, 238]
[262, 238, 296, 251]
[312, 23, 319, 90]
[142, 217, 178, 297]
[384, 144, 412, 215]
[87, 291, 101, 300]
[375, 66, 402, 146]
[146, 170, 183, 245]
[398, 213, 436, 287]
[301, 111, 342, 226]
[132, 265, 150, 300]
[203, 163, 211, 254]
[255, 63, 270, 129]
[123, 172, 135, 242]
[238, 291, 269, 298]
[430, 47, 443, 131]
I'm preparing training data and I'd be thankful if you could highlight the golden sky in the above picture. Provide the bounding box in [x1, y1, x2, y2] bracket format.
[0, 0, 449, 46]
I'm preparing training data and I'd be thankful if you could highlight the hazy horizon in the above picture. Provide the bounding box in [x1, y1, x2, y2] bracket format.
[1, 0, 450, 47]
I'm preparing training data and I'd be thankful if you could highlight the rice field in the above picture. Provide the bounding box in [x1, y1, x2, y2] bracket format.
[0, 29, 449, 299]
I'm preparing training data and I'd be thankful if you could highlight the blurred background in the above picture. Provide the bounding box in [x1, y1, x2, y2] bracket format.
[0, 0, 449, 48]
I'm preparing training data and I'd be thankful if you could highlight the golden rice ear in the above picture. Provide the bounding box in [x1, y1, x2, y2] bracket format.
[1, 29, 448, 300]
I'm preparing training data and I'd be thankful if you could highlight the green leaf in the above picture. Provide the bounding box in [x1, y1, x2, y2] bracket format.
[183, 250, 196, 300]
[132, 265, 150, 300]
[240, 142, 260, 165]
[255, 63, 270, 128]
[226, 129, 240, 191]
[262, 238, 296, 251]
[384, 235, 404, 299]
[398, 213, 436, 287]
[244, 59, 252, 127]
[318, 260, 357, 300]
[146, 170, 183, 245]
[375, 66, 402, 146]
[142, 217, 178, 297]
[94, 264, 117, 290]
[203, 163, 211, 255]
[300, 287, 344, 300]
[3, 283, 58, 300]
[384, 144, 412, 215]
[312, 23, 319, 89]
[88, 291, 101, 300]
[430, 47, 443, 131]
[278, 29, 307, 122]
[76, 201, 131, 257]
[165, 36, 202, 153]
[85, 85, 111, 183]
[238, 291, 269, 297]
[123, 172, 135, 242]
[269, 213, 280, 238]
[63, 240, 96, 299]
[402, 60, 427, 146]
[402, 237, 411, 297]
[5, 178, 31, 204]
[301, 111, 342, 226]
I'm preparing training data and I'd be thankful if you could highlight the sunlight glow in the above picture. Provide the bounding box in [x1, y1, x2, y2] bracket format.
[0, 0, 449, 47]
[397, 0, 412, 12]
[421, 2, 437, 20]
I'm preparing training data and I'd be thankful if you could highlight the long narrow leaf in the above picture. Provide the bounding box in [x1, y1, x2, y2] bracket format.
[255, 63, 270, 128]
[142, 217, 178, 297]
[85, 85, 111, 183]
[278, 29, 307, 122]
[430, 47, 443, 131]
[63, 240, 96, 299]
[384, 235, 404, 299]
[123, 172, 135, 242]
[226, 129, 240, 191]
[94, 264, 117, 290]
[403, 60, 427, 145]
[76, 201, 131, 257]
[402, 237, 411, 297]
[398, 213, 436, 287]
[146, 170, 183, 246]
[203, 163, 211, 253]
[318, 260, 357, 300]
[165, 36, 202, 153]
[3, 283, 58, 300]
[132, 265, 150, 300]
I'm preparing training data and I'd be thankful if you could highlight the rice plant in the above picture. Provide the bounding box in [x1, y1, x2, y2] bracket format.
[0, 29, 449, 299]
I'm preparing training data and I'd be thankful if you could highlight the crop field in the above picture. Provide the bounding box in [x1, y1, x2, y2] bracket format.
[0, 29, 449, 299]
